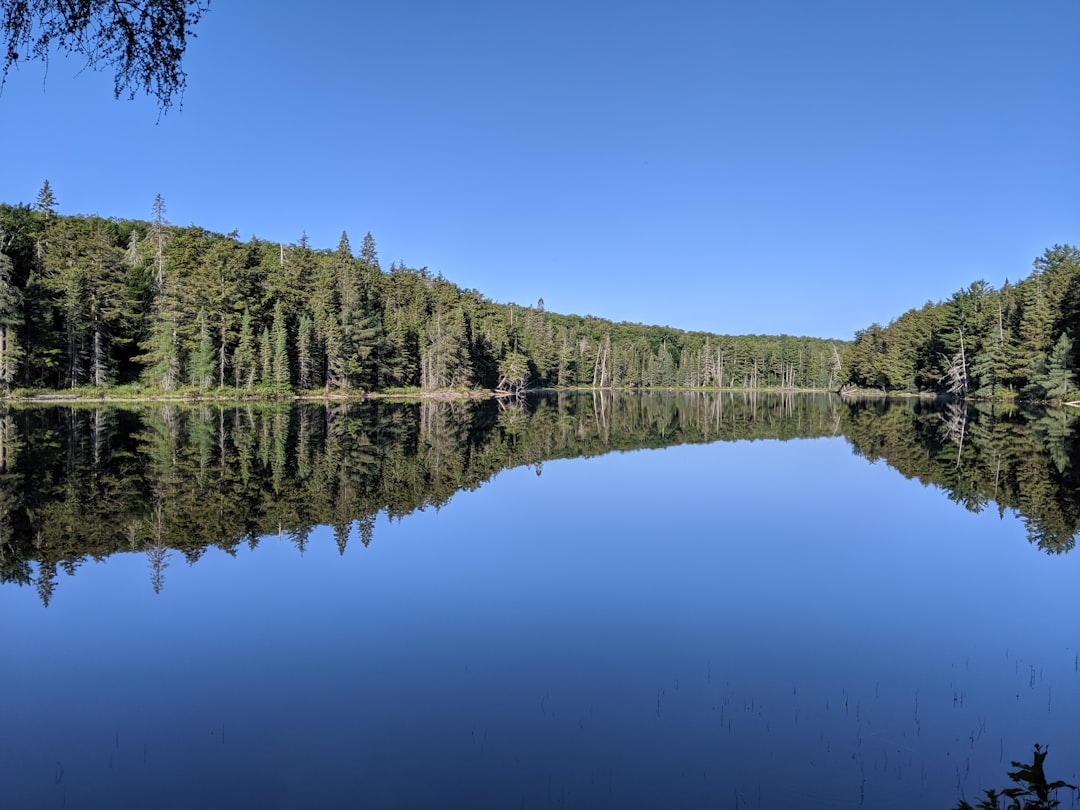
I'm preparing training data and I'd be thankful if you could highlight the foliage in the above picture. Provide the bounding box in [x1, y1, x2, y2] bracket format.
[1, 0, 211, 111]
[0, 192, 848, 398]
[954, 744, 1076, 810]
[843, 245, 1080, 401]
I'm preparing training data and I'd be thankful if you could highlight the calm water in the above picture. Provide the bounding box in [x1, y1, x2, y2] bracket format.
[1, 393, 1078, 809]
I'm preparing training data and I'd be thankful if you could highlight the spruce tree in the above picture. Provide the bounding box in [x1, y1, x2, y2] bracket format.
[146, 194, 169, 293]
[271, 299, 290, 391]
[1040, 333, 1077, 401]
[258, 326, 272, 386]
[35, 180, 56, 219]
[334, 231, 360, 386]
[187, 308, 215, 389]
[232, 307, 256, 390]
[297, 313, 314, 389]
[0, 250, 23, 391]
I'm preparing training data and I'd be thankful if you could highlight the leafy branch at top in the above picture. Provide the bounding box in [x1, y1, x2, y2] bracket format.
[1, 0, 211, 111]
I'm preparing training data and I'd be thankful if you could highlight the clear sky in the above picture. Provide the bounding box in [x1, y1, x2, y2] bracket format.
[3, 1, 1077, 340]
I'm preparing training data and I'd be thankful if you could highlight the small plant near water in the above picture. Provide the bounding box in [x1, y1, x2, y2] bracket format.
[954, 744, 1076, 810]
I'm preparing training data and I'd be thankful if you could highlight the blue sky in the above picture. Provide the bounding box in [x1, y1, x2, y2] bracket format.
[3, 1, 1077, 339]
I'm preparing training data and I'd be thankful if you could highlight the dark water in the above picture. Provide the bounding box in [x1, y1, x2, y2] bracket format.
[1, 393, 1078, 809]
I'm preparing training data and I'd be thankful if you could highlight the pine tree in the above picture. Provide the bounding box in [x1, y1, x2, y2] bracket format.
[380, 320, 414, 388]
[323, 312, 346, 389]
[201, 234, 254, 388]
[1040, 244, 1080, 340]
[258, 326, 272, 386]
[334, 231, 360, 386]
[232, 306, 256, 390]
[297, 313, 315, 389]
[271, 234, 315, 319]
[86, 224, 129, 387]
[187, 308, 215, 388]
[1018, 264, 1055, 387]
[146, 194, 169, 293]
[141, 309, 181, 390]
[271, 299, 290, 391]
[497, 351, 531, 394]
[137, 216, 182, 391]
[0, 250, 23, 391]
[421, 304, 470, 389]
[360, 231, 379, 272]
[348, 311, 381, 389]
[1037, 333, 1077, 401]
[35, 180, 56, 219]
[41, 217, 93, 387]
[141, 312, 180, 390]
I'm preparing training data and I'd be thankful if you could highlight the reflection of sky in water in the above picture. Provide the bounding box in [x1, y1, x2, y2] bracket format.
[2, 437, 1078, 808]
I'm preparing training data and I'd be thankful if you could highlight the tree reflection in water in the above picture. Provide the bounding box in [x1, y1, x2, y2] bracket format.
[0, 392, 1077, 601]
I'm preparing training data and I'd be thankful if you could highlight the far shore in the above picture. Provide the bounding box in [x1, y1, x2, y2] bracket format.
[1, 385, 842, 405]
[5, 387, 1075, 407]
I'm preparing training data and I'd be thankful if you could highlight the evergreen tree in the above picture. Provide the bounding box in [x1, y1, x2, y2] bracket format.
[843, 324, 888, 391]
[1027, 333, 1078, 402]
[86, 224, 130, 387]
[272, 234, 315, 318]
[1018, 264, 1055, 382]
[35, 180, 56, 219]
[970, 289, 1022, 398]
[360, 231, 380, 272]
[421, 304, 470, 389]
[187, 308, 215, 388]
[141, 310, 181, 390]
[137, 217, 183, 391]
[146, 193, 169, 293]
[350, 313, 381, 388]
[334, 231, 360, 387]
[380, 319, 415, 388]
[497, 351, 531, 394]
[201, 234, 254, 388]
[271, 299, 290, 391]
[0, 250, 23, 390]
[323, 312, 347, 389]
[1040, 244, 1080, 342]
[331, 230, 384, 389]
[556, 329, 576, 387]
[41, 217, 94, 387]
[258, 326, 272, 386]
[297, 313, 315, 389]
[232, 307, 256, 390]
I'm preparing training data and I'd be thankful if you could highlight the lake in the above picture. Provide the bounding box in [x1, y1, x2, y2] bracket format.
[1, 392, 1077, 809]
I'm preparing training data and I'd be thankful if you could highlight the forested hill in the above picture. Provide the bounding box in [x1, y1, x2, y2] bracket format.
[0, 190, 844, 395]
[841, 244, 1080, 401]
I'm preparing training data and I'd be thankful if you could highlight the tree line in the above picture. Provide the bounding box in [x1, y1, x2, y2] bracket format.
[840, 245, 1080, 401]
[0, 183, 845, 396]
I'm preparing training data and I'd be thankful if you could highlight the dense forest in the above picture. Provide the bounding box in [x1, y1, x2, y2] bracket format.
[0, 183, 844, 396]
[840, 244, 1080, 401]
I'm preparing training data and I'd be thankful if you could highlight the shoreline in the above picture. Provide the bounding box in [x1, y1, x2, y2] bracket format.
[0, 385, 845, 405]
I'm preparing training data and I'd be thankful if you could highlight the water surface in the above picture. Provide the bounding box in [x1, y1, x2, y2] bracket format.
[1, 394, 1077, 809]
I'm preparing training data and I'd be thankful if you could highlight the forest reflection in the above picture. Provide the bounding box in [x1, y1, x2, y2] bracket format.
[1, 391, 1076, 603]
